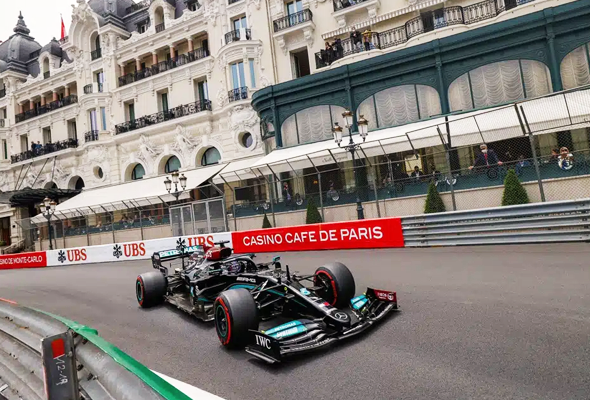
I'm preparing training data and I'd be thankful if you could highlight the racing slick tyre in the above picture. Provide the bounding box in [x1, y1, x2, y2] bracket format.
[214, 289, 259, 349]
[314, 262, 356, 309]
[136, 272, 167, 308]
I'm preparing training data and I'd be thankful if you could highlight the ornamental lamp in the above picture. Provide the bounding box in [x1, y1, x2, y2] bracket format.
[50, 201, 57, 211]
[43, 197, 51, 208]
[333, 122, 343, 146]
[164, 176, 172, 192]
[357, 115, 369, 141]
[171, 170, 179, 184]
[179, 173, 187, 190]
[342, 109, 354, 129]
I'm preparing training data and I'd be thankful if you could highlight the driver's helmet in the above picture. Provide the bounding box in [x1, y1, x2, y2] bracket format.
[226, 260, 242, 274]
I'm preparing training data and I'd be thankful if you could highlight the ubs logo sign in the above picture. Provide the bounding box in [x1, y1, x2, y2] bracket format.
[58, 249, 87, 263]
[113, 243, 146, 258]
[186, 236, 215, 247]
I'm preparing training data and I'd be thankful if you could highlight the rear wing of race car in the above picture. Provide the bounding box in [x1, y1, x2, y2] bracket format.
[152, 245, 204, 269]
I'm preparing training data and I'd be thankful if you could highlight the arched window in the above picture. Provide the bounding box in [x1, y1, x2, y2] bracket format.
[71, 177, 85, 190]
[448, 60, 552, 112]
[95, 35, 101, 51]
[132, 164, 145, 180]
[281, 105, 347, 147]
[42, 58, 50, 73]
[165, 156, 181, 173]
[201, 147, 221, 166]
[356, 85, 441, 131]
[560, 44, 590, 90]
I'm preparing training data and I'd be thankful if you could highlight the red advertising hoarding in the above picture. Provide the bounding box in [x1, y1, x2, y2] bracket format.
[0, 252, 47, 270]
[232, 218, 404, 254]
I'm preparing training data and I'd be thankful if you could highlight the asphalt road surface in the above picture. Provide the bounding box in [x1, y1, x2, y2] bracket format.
[1, 244, 590, 400]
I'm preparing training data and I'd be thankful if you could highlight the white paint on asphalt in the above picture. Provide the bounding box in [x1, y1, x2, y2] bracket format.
[152, 370, 226, 400]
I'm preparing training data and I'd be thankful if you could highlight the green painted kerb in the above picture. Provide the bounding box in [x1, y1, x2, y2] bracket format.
[34, 308, 192, 400]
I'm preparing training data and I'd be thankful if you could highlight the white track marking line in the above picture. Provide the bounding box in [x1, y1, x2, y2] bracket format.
[152, 370, 226, 400]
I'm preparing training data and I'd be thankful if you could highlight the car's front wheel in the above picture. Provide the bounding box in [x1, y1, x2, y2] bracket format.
[314, 262, 356, 309]
[136, 271, 167, 308]
[214, 288, 258, 349]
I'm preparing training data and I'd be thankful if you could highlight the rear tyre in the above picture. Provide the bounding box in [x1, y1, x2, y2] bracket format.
[314, 262, 356, 309]
[136, 272, 167, 308]
[214, 288, 258, 349]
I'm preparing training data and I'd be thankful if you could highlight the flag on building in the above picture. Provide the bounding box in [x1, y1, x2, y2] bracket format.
[60, 15, 66, 40]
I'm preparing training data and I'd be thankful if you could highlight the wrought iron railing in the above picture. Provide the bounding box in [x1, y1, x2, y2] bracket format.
[228, 87, 248, 102]
[83, 83, 103, 94]
[155, 23, 166, 33]
[15, 95, 78, 124]
[0, 88, 5, 98]
[85, 130, 99, 142]
[273, 9, 313, 32]
[118, 47, 209, 87]
[10, 139, 78, 163]
[333, 0, 370, 11]
[43, 71, 51, 79]
[315, 0, 535, 69]
[224, 28, 252, 45]
[91, 48, 102, 61]
[115, 100, 212, 134]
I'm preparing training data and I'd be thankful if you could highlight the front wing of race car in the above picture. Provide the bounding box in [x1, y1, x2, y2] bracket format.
[245, 288, 398, 363]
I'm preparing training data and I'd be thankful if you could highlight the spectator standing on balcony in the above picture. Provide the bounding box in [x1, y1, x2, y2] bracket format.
[362, 27, 373, 51]
[322, 42, 333, 65]
[548, 148, 559, 163]
[515, 155, 531, 175]
[350, 27, 362, 52]
[333, 38, 343, 59]
[282, 182, 292, 207]
[30, 142, 37, 156]
[469, 143, 503, 170]
[410, 165, 423, 181]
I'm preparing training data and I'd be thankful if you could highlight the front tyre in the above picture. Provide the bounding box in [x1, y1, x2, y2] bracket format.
[314, 262, 356, 308]
[214, 289, 258, 349]
[136, 271, 167, 308]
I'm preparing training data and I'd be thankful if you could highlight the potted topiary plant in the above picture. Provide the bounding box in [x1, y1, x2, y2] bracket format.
[502, 169, 530, 206]
[305, 197, 323, 224]
[424, 182, 446, 214]
[262, 212, 272, 229]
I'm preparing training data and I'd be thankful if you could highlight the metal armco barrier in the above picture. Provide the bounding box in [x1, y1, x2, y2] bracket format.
[0, 300, 190, 400]
[402, 199, 590, 247]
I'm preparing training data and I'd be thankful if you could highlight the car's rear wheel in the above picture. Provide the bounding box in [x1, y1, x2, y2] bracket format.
[136, 271, 167, 308]
[214, 288, 258, 349]
[314, 262, 355, 309]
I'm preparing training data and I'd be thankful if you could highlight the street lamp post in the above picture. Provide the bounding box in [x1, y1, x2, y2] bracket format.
[164, 171, 188, 201]
[333, 110, 369, 220]
[42, 197, 57, 250]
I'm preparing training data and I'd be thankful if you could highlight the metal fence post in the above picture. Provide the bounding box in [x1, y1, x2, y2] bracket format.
[372, 165, 382, 218]
[436, 126, 457, 211]
[517, 105, 546, 202]
[318, 172, 325, 221]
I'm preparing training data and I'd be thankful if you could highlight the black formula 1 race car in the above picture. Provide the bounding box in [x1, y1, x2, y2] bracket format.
[135, 241, 398, 363]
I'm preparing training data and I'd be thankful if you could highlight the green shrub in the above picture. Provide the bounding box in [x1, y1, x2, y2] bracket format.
[305, 197, 323, 224]
[262, 213, 272, 229]
[502, 169, 529, 206]
[424, 182, 446, 214]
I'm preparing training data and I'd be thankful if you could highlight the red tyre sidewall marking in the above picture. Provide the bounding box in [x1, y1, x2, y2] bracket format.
[315, 270, 338, 307]
[137, 276, 145, 307]
[216, 297, 232, 346]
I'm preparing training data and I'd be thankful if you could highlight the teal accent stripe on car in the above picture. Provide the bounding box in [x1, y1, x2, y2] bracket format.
[351, 295, 369, 310]
[264, 320, 307, 339]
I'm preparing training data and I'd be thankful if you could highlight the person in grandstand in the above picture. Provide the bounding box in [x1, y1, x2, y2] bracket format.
[557, 147, 574, 170]
[469, 143, 503, 170]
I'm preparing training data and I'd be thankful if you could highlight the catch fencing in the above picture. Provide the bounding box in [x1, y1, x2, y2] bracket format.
[0, 299, 190, 400]
[13, 86, 590, 251]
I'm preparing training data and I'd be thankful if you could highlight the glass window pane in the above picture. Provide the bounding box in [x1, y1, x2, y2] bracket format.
[193, 203, 208, 234]
[231, 63, 239, 89]
[239, 62, 246, 88]
[171, 207, 182, 236]
[208, 200, 225, 233]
